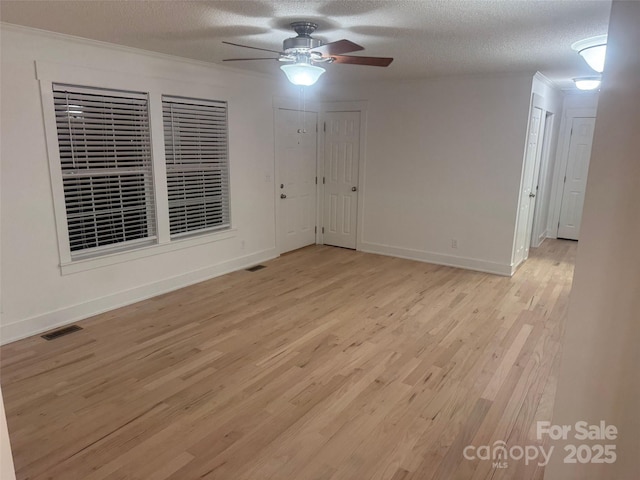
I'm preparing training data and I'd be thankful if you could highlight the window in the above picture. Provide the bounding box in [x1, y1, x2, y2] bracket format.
[163, 96, 230, 237]
[53, 84, 156, 258]
[48, 80, 233, 267]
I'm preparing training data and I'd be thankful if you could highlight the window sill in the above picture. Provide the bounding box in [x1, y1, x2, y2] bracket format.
[60, 228, 237, 275]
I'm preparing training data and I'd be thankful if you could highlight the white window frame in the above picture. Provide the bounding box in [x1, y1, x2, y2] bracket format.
[37, 61, 236, 275]
[53, 84, 158, 259]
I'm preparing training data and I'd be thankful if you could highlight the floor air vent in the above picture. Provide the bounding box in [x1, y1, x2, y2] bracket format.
[246, 265, 266, 272]
[41, 325, 83, 340]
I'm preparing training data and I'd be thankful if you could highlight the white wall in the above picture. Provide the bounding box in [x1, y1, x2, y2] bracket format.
[545, 1, 639, 479]
[326, 74, 536, 275]
[0, 25, 285, 343]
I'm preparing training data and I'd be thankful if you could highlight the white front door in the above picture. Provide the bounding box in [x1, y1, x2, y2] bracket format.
[275, 108, 318, 254]
[514, 107, 544, 266]
[323, 111, 360, 249]
[558, 117, 596, 240]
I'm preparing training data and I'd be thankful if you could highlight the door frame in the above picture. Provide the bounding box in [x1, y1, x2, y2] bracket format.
[548, 106, 598, 239]
[318, 101, 368, 249]
[273, 97, 322, 253]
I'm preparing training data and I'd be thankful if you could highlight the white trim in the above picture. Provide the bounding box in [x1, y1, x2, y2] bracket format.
[1, 247, 278, 345]
[36, 60, 239, 272]
[533, 230, 548, 249]
[533, 71, 559, 90]
[360, 242, 513, 277]
[323, 101, 369, 113]
[510, 258, 525, 276]
[35, 60, 235, 104]
[149, 91, 171, 243]
[272, 96, 321, 113]
[39, 75, 73, 265]
[60, 228, 237, 275]
[316, 111, 325, 246]
[547, 106, 598, 238]
[2, 22, 277, 83]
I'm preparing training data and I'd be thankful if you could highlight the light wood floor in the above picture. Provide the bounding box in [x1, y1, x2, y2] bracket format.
[1, 240, 576, 480]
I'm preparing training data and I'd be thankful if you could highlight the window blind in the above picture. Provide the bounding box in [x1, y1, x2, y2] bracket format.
[162, 96, 230, 237]
[53, 84, 156, 258]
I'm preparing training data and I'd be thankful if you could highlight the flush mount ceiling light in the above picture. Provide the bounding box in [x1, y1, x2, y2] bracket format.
[573, 76, 602, 91]
[571, 34, 607, 73]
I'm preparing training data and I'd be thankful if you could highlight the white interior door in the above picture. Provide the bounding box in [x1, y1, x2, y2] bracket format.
[514, 107, 544, 266]
[558, 117, 596, 240]
[323, 111, 360, 249]
[275, 109, 317, 254]
[530, 112, 554, 247]
[526, 112, 547, 251]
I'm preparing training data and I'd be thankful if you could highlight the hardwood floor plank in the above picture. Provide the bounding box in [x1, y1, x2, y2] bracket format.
[1, 240, 576, 480]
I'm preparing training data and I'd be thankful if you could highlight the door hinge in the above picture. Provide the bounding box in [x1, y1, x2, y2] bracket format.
[315, 226, 317, 234]
[315, 176, 317, 185]
[564, 175, 567, 183]
[323, 177, 325, 184]
[323, 122, 326, 132]
[322, 227, 325, 234]
[558, 221, 560, 230]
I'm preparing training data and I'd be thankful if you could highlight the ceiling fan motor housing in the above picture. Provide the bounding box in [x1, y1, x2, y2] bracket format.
[283, 21, 323, 53]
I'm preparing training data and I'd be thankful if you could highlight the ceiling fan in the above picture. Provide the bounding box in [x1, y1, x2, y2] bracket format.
[223, 21, 394, 86]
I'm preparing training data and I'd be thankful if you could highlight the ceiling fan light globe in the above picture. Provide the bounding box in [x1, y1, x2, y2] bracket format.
[280, 63, 325, 86]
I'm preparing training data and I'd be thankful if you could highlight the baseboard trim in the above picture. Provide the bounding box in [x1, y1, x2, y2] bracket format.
[510, 258, 524, 276]
[359, 242, 512, 277]
[533, 231, 548, 248]
[0, 248, 278, 345]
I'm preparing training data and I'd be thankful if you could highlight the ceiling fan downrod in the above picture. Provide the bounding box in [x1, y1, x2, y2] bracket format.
[290, 21, 318, 37]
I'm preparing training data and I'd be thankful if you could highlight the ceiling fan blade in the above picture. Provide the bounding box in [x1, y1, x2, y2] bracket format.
[313, 39, 364, 56]
[330, 55, 394, 67]
[222, 41, 281, 54]
[223, 58, 279, 62]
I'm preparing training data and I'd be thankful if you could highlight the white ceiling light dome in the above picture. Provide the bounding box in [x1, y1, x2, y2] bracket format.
[573, 76, 602, 91]
[571, 34, 607, 73]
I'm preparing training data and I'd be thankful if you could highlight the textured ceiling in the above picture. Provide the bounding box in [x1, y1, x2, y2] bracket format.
[0, 1, 611, 89]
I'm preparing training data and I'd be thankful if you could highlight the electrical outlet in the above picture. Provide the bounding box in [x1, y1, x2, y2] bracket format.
[265, 173, 272, 183]
[451, 239, 458, 249]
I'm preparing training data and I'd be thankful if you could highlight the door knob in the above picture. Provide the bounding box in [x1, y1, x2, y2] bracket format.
[529, 192, 536, 198]
[280, 193, 287, 199]
[351, 186, 358, 192]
